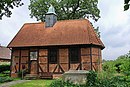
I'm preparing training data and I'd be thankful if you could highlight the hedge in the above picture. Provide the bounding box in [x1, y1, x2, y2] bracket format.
[0, 65, 10, 73]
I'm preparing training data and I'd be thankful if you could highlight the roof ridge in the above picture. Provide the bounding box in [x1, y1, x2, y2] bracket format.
[23, 19, 89, 25]
[56, 19, 88, 22]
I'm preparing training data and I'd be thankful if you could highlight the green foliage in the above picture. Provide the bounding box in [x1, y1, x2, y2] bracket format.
[0, 64, 10, 73]
[0, 73, 8, 77]
[0, 0, 23, 19]
[86, 71, 130, 87]
[86, 70, 97, 86]
[98, 51, 130, 87]
[102, 60, 116, 73]
[18, 69, 29, 78]
[0, 62, 10, 65]
[49, 79, 64, 87]
[124, 0, 130, 11]
[97, 76, 130, 87]
[125, 0, 130, 3]
[102, 51, 130, 74]
[0, 77, 13, 83]
[97, 71, 114, 80]
[94, 26, 100, 38]
[49, 79, 77, 87]
[29, 0, 100, 22]
[0, 70, 10, 77]
[49, 71, 130, 87]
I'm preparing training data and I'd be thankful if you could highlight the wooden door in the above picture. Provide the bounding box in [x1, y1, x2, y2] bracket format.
[30, 60, 37, 74]
[29, 51, 38, 74]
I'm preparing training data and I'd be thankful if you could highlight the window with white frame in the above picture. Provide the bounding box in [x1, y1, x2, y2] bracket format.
[30, 51, 37, 60]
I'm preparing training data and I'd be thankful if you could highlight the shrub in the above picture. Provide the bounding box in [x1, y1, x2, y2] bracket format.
[49, 79, 83, 87]
[97, 73, 130, 87]
[18, 69, 29, 78]
[49, 79, 64, 87]
[0, 65, 10, 73]
[97, 71, 114, 80]
[0, 77, 13, 83]
[49, 71, 130, 87]
[85, 71, 130, 87]
[86, 70, 97, 86]
[123, 71, 130, 77]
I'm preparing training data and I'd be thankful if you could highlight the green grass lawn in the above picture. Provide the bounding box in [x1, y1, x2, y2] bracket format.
[11, 80, 54, 87]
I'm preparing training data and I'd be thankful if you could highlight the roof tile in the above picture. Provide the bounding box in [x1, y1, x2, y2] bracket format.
[8, 19, 105, 49]
[0, 46, 11, 60]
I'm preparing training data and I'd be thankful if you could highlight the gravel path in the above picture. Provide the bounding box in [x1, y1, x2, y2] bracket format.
[0, 80, 30, 87]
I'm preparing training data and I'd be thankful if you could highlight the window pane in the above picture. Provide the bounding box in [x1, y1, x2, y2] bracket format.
[30, 51, 37, 60]
[48, 49, 57, 64]
[70, 48, 79, 63]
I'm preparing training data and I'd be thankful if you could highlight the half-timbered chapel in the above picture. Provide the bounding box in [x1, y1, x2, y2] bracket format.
[8, 5, 105, 78]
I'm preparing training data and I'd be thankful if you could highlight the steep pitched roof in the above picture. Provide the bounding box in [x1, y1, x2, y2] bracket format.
[0, 46, 11, 60]
[8, 19, 105, 49]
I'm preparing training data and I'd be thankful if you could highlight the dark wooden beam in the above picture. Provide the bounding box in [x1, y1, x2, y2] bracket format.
[19, 49, 21, 72]
[59, 65, 64, 73]
[37, 49, 39, 75]
[79, 48, 82, 70]
[28, 48, 31, 74]
[57, 49, 60, 73]
[90, 46, 93, 70]
[53, 65, 58, 73]
[47, 49, 49, 72]
[68, 48, 70, 70]
[98, 48, 101, 71]
[10, 48, 13, 77]
[39, 64, 44, 73]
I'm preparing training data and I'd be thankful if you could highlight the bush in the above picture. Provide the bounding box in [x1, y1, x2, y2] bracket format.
[97, 71, 114, 80]
[0, 65, 10, 73]
[49, 79, 64, 87]
[50, 79, 87, 87]
[89, 71, 130, 87]
[49, 79, 76, 87]
[96, 76, 129, 87]
[49, 71, 130, 87]
[86, 70, 97, 86]
[18, 69, 29, 78]
[0, 77, 13, 83]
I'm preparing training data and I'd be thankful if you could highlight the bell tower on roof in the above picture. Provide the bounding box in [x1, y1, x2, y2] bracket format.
[45, 5, 57, 28]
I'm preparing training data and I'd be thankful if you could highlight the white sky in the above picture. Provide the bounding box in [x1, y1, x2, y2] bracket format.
[0, 0, 130, 60]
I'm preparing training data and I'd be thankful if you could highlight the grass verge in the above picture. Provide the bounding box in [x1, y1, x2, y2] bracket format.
[11, 80, 54, 87]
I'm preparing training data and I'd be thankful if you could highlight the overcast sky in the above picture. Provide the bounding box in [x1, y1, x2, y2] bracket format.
[0, 0, 130, 60]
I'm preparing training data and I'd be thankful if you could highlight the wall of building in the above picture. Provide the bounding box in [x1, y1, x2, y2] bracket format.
[10, 46, 102, 78]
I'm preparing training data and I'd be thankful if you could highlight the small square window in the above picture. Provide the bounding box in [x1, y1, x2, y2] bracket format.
[30, 51, 37, 60]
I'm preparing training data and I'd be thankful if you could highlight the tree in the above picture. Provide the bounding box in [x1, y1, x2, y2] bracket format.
[94, 27, 100, 38]
[29, 0, 100, 22]
[102, 51, 130, 74]
[124, 0, 130, 11]
[0, 0, 23, 20]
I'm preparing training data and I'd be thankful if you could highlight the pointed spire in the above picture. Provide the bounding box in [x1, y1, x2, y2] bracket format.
[46, 5, 57, 15]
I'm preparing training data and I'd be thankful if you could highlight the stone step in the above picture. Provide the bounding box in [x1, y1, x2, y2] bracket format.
[39, 72, 53, 79]
[24, 74, 38, 80]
